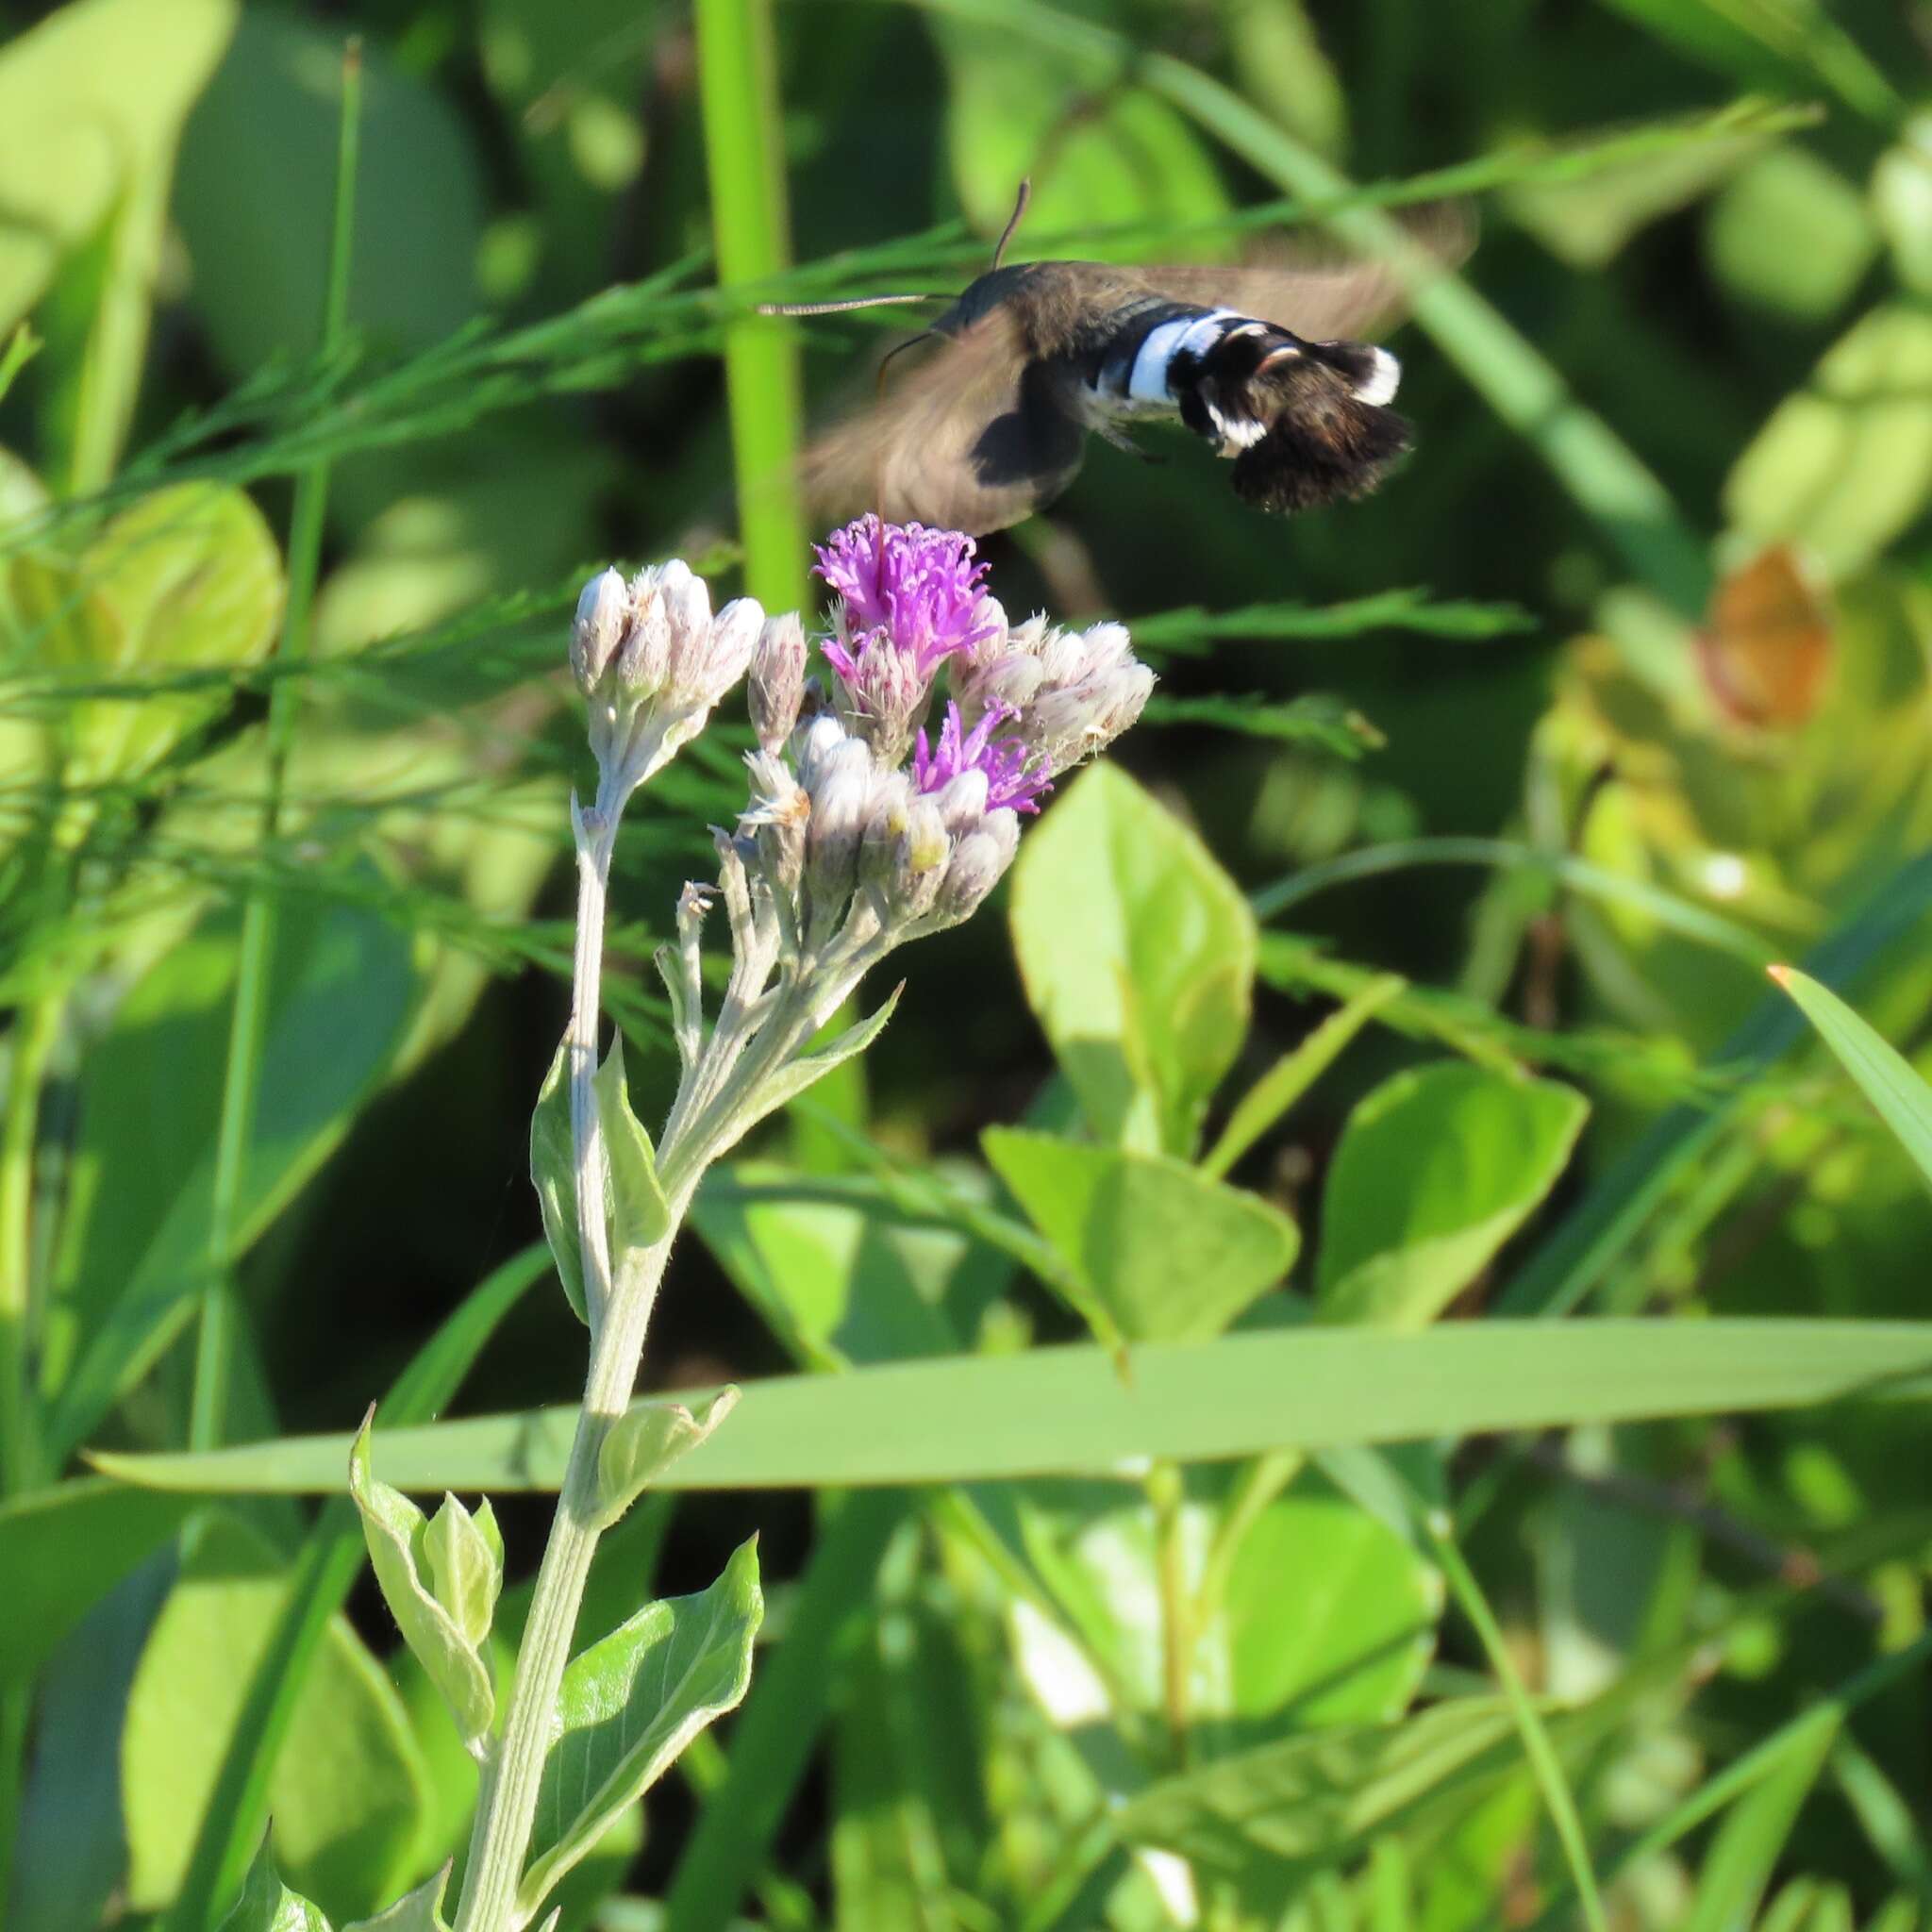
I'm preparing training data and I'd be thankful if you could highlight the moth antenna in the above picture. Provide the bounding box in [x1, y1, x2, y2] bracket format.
[991, 178, 1032, 270]
[757, 293, 945, 317]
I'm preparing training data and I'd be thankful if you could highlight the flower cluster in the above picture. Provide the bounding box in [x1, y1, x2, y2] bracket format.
[572, 559, 763, 800]
[721, 517, 1154, 967]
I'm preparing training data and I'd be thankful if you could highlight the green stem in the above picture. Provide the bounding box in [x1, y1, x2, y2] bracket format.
[1146, 1460, 1192, 1768]
[693, 0, 808, 613]
[191, 40, 361, 1453]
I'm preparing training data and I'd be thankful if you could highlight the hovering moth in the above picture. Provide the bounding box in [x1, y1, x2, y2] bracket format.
[768, 188, 1449, 537]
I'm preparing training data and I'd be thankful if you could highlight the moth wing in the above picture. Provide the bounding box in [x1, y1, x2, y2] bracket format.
[800, 307, 1083, 536]
[1125, 206, 1474, 341]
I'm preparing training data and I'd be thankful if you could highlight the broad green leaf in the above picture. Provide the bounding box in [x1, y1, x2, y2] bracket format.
[930, 18, 1229, 254]
[1724, 304, 1932, 576]
[123, 1514, 431, 1918]
[419, 1494, 504, 1652]
[173, 9, 486, 382]
[517, 1538, 764, 1916]
[596, 1387, 741, 1525]
[530, 1038, 589, 1324]
[94, 1318, 1932, 1496]
[1874, 125, 1932, 298]
[342, 1865, 453, 1931]
[0, 0, 235, 330]
[14, 481, 285, 785]
[983, 1126, 1298, 1343]
[1317, 1063, 1589, 1330]
[1704, 143, 1876, 321]
[596, 1037, 672, 1257]
[348, 1414, 496, 1756]
[690, 1158, 981, 1368]
[1771, 966, 1932, 1191]
[1010, 762, 1257, 1155]
[1202, 975, 1404, 1178]
[47, 891, 417, 1461]
[219, 1839, 333, 1932]
[0, 1479, 196, 1691]
[1012, 1472, 1437, 1731]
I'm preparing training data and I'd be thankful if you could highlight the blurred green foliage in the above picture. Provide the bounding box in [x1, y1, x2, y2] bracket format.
[6, 0, 1932, 1926]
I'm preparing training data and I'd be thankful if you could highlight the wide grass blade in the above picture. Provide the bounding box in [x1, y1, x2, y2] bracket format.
[92, 1317, 1932, 1496]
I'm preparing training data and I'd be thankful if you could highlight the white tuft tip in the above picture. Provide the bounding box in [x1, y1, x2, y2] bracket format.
[1354, 345, 1401, 408]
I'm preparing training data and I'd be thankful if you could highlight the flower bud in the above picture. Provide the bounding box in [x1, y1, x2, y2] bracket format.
[858, 772, 911, 892]
[887, 797, 949, 922]
[673, 594, 762, 708]
[792, 712, 848, 793]
[933, 767, 989, 835]
[658, 558, 712, 655]
[749, 612, 808, 753]
[618, 572, 672, 693]
[936, 811, 1019, 924]
[804, 739, 874, 938]
[571, 568, 627, 694]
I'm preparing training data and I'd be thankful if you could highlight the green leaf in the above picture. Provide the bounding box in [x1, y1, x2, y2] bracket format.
[48, 891, 417, 1463]
[14, 481, 285, 786]
[596, 1387, 741, 1525]
[517, 1538, 764, 1917]
[1704, 143, 1877, 322]
[930, 16, 1230, 253]
[1683, 1714, 1836, 1932]
[1771, 966, 1932, 1191]
[744, 983, 905, 1129]
[1010, 763, 1257, 1154]
[419, 1494, 503, 1652]
[596, 1037, 672, 1257]
[530, 1038, 589, 1324]
[1724, 304, 1932, 576]
[0, 1479, 196, 1691]
[173, 8, 485, 384]
[1114, 1696, 1557, 1896]
[124, 1513, 431, 1918]
[1203, 975, 1405, 1179]
[218, 1838, 333, 1932]
[347, 1412, 496, 1756]
[341, 1865, 453, 1931]
[983, 1126, 1298, 1344]
[0, 0, 235, 329]
[1317, 1064, 1589, 1330]
[94, 1319, 1932, 1495]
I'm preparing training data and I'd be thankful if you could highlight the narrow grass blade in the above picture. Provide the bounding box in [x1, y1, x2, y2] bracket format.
[1770, 965, 1932, 1190]
[92, 1318, 1932, 1496]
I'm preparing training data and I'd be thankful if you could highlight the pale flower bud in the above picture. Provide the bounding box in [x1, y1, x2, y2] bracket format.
[618, 572, 672, 693]
[792, 712, 849, 793]
[672, 594, 762, 708]
[749, 612, 808, 753]
[889, 797, 949, 921]
[804, 738, 874, 936]
[933, 767, 989, 835]
[858, 772, 911, 891]
[571, 567, 627, 694]
[937, 808, 1020, 924]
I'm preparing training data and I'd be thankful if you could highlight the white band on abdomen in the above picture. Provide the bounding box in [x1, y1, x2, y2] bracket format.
[1126, 309, 1240, 405]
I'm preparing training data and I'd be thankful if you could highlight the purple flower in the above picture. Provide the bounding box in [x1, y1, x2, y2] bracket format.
[814, 516, 997, 682]
[912, 701, 1050, 815]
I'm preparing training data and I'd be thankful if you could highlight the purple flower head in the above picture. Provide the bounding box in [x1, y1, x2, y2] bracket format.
[814, 516, 997, 684]
[913, 701, 1051, 816]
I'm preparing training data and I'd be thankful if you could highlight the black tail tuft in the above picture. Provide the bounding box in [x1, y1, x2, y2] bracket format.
[1173, 325, 1412, 515]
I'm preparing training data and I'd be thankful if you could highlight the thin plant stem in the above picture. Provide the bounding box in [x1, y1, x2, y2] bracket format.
[1146, 1460, 1193, 1768]
[1425, 1510, 1610, 1932]
[191, 39, 362, 1453]
[693, 0, 808, 614]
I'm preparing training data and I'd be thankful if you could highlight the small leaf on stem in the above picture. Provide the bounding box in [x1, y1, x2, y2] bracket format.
[595, 1037, 673, 1253]
[348, 1411, 497, 1757]
[596, 1387, 741, 1525]
[530, 1040, 590, 1324]
[219, 1836, 334, 1931]
[341, 1862, 455, 1930]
